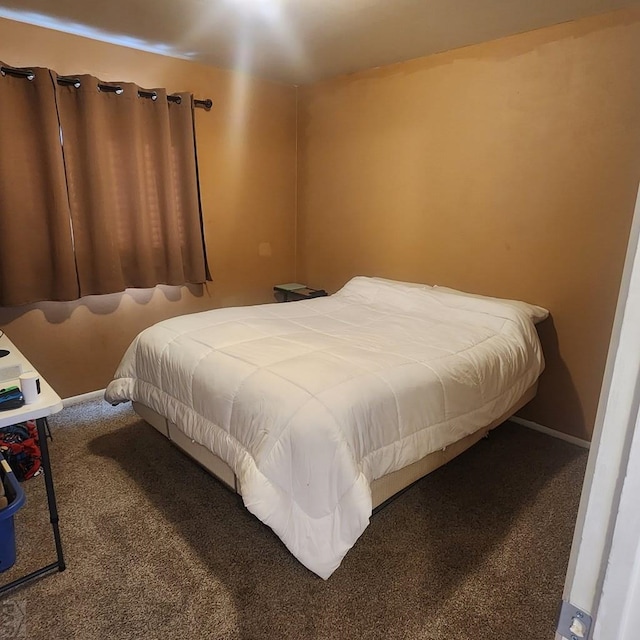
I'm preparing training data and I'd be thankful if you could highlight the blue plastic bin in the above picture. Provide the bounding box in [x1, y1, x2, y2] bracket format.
[0, 452, 26, 572]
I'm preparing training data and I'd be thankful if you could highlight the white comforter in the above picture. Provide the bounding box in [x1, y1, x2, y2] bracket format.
[105, 277, 546, 578]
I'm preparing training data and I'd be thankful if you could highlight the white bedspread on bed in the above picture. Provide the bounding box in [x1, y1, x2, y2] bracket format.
[104, 276, 546, 578]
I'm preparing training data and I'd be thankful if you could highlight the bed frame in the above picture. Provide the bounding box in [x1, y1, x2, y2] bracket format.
[132, 383, 537, 510]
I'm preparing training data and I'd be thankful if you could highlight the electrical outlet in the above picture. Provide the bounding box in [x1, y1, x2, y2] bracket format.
[258, 242, 272, 257]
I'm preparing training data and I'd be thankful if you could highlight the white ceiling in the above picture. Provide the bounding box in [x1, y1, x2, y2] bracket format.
[0, 0, 638, 84]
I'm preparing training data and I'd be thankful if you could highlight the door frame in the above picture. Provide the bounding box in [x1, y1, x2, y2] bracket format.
[559, 180, 640, 639]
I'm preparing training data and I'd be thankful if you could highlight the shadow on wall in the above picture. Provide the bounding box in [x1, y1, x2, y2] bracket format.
[519, 315, 587, 440]
[0, 283, 206, 325]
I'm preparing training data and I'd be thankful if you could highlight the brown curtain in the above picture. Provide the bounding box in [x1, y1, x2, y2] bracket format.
[55, 75, 207, 296]
[0, 66, 78, 306]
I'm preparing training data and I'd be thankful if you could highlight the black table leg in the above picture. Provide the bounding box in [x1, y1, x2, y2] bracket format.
[35, 417, 65, 572]
[0, 417, 65, 596]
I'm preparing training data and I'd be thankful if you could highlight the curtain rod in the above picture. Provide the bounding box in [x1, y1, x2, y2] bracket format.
[1, 66, 213, 110]
[0, 65, 34, 80]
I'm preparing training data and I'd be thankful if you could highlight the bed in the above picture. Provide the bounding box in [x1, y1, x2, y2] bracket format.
[104, 276, 548, 578]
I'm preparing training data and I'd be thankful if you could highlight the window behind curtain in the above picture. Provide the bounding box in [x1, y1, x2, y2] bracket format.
[0, 66, 78, 306]
[54, 76, 208, 296]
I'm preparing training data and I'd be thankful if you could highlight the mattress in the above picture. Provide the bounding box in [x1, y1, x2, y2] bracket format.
[105, 276, 546, 578]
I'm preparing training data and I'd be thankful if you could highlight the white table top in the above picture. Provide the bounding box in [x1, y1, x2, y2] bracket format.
[0, 333, 63, 429]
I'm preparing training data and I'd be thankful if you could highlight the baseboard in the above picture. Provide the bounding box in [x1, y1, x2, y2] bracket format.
[509, 416, 591, 449]
[63, 389, 106, 407]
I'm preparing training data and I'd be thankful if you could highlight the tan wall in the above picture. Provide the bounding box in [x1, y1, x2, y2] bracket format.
[0, 18, 297, 398]
[297, 9, 640, 439]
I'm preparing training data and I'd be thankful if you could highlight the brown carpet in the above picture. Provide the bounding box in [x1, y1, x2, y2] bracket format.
[0, 400, 587, 640]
